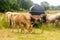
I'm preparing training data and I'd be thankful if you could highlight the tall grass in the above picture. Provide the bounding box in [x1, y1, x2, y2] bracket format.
[0, 13, 10, 29]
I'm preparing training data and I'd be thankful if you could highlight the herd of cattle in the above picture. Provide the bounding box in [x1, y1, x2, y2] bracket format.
[5, 12, 60, 33]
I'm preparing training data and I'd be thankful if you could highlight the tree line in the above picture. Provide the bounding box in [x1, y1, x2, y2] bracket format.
[40, 1, 60, 10]
[0, 0, 34, 12]
[0, 0, 60, 12]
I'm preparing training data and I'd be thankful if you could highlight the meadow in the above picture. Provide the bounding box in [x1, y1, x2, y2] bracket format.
[0, 10, 60, 40]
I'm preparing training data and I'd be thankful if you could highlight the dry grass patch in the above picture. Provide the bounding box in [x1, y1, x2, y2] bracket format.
[0, 29, 60, 40]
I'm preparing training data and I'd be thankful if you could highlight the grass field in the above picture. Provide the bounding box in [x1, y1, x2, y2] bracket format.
[0, 28, 60, 40]
[0, 11, 60, 40]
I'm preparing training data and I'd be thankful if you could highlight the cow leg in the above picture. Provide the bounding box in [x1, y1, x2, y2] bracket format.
[20, 24, 24, 33]
[17, 26, 20, 32]
[29, 25, 33, 33]
[12, 22, 16, 32]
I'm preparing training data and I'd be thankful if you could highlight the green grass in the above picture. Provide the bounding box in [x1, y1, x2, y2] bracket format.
[0, 28, 60, 40]
[0, 13, 10, 29]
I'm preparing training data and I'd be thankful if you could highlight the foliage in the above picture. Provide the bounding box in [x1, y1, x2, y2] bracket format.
[0, 13, 10, 29]
[41, 1, 49, 10]
[0, 0, 33, 12]
[40, 1, 60, 10]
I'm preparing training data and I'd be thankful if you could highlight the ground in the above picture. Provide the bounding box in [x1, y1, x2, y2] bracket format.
[0, 28, 60, 40]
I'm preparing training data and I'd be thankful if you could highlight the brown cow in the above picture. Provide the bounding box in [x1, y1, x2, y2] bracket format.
[11, 13, 33, 33]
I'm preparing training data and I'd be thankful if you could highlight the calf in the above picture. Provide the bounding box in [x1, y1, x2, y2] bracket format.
[11, 13, 33, 33]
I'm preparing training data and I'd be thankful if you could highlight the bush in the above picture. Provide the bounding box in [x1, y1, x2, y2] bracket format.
[0, 13, 10, 29]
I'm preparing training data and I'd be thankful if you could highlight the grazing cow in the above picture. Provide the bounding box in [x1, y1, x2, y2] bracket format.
[39, 13, 60, 27]
[46, 13, 60, 23]
[5, 12, 19, 22]
[10, 13, 33, 33]
[40, 13, 60, 24]
[46, 14, 57, 23]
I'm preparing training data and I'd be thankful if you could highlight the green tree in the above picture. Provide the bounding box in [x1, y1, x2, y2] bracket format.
[0, 0, 10, 12]
[0, 0, 34, 12]
[41, 1, 49, 10]
[17, 0, 34, 10]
